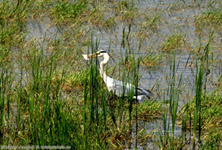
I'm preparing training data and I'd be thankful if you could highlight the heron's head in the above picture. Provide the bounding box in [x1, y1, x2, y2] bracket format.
[83, 50, 110, 60]
[95, 50, 108, 57]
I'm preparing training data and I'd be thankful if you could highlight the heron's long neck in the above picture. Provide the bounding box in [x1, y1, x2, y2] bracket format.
[100, 63, 106, 78]
[100, 54, 109, 82]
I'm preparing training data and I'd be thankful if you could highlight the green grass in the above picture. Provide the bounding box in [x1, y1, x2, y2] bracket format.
[142, 53, 164, 68]
[51, 0, 88, 24]
[180, 88, 222, 149]
[162, 34, 184, 52]
[195, 9, 222, 32]
[57, 69, 91, 94]
[136, 101, 164, 120]
[140, 14, 161, 34]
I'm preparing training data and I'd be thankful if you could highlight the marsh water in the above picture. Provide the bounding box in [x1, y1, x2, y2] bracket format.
[25, 0, 221, 149]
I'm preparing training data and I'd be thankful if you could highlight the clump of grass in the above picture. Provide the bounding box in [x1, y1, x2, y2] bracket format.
[142, 53, 164, 68]
[143, 15, 161, 31]
[116, 0, 137, 24]
[52, 70, 86, 94]
[102, 16, 117, 30]
[158, 136, 185, 149]
[89, 7, 117, 31]
[0, 0, 30, 48]
[105, 124, 129, 149]
[54, 69, 103, 94]
[136, 101, 164, 120]
[168, 0, 186, 12]
[203, 10, 222, 25]
[162, 34, 184, 52]
[135, 14, 161, 39]
[66, 71, 87, 87]
[195, 9, 222, 32]
[142, 14, 160, 32]
[179, 89, 222, 149]
[119, 8, 137, 24]
[51, 0, 88, 24]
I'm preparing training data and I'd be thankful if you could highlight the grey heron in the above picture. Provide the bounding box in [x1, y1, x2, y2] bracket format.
[83, 50, 152, 101]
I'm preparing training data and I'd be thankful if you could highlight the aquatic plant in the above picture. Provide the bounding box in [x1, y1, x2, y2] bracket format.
[142, 53, 164, 68]
[195, 9, 222, 32]
[162, 34, 184, 52]
[51, 0, 88, 24]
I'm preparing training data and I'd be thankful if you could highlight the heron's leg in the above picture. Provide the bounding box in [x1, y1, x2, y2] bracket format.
[107, 92, 117, 106]
[109, 106, 117, 127]
[106, 96, 117, 127]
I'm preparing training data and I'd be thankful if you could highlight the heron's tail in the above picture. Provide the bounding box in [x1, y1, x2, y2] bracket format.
[137, 87, 152, 99]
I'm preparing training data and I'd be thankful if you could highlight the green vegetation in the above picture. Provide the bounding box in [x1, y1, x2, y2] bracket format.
[180, 82, 222, 149]
[142, 53, 164, 67]
[136, 14, 161, 39]
[136, 101, 164, 120]
[0, 0, 221, 149]
[162, 34, 184, 52]
[51, 0, 88, 23]
[196, 9, 222, 32]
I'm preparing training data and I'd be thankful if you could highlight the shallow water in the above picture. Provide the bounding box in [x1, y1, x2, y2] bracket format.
[26, 16, 59, 40]
[130, 119, 184, 149]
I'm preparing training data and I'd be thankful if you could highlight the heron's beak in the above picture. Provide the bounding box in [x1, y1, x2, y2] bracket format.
[82, 53, 97, 60]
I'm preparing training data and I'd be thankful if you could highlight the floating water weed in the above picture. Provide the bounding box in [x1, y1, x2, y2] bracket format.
[142, 53, 164, 68]
[196, 9, 222, 32]
[51, 0, 88, 24]
[162, 34, 184, 52]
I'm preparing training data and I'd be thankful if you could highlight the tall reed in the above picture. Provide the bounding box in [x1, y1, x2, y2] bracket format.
[192, 32, 214, 149]
[160, 52, 190, 148]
